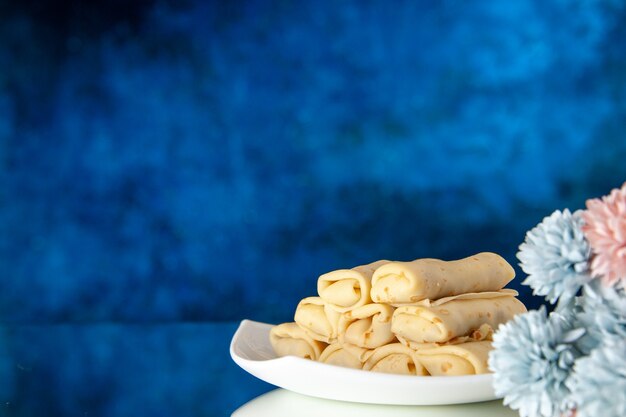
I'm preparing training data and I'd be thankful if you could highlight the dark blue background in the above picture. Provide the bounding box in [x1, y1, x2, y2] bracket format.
[1, 0, 626, 415]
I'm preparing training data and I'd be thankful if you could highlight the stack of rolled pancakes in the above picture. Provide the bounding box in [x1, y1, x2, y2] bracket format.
[269, 252, 526, 376]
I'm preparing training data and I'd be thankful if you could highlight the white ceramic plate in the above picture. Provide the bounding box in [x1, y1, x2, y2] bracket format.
[230, 320, 502, 405]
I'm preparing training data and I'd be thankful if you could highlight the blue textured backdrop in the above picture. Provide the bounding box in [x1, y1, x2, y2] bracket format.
[2, 1, 626, 414]
[3, 1, 626, 324]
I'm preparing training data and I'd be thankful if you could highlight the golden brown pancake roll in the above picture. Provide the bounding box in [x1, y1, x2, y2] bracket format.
[362, 343, 428, 375]
[294, 297, 341, 343]
[391, 290, 526, 345]
[395, 323, 494, 350]
[338, 303, 396, 349]
[317, 260, 391, 312]
[269, 322, 327, 361]
[318, 344, 365, 369]
[415, 341, 493, 376]
[370, 252, 515, 304]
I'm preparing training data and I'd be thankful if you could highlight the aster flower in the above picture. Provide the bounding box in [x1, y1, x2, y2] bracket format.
[517, 209, 592, 307]
[489, 307, 584, 417]
[582, 182, 626, 287]
[567, 339, 626, 417]
[576, 279, 626, 354]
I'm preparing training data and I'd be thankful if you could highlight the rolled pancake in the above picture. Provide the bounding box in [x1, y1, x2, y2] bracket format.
[415, 341, 492, 376]
[362, 343, 428, 375]
[318, 344, 364, 369]
[370, 252, 515, 304]
[338, 303, 396, 349]
[294, 297, 341, 343]
[396, 323, 494, 350]
[392, 290, 526, 344]
[318, 260, 391, 312]
[269, 322, 327, 360]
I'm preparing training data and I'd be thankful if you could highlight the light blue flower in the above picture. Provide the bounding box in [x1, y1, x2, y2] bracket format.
[517, 209, 592, 308]
[567, 339, 626, 417]
[490, 307, 584, 417]
[576, 280, 626, 354]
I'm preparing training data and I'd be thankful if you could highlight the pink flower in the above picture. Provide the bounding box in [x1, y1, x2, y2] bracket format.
[582, 182, 626, 287]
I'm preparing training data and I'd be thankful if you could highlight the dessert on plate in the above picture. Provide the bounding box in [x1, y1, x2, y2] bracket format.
[270, 252, 527, 376]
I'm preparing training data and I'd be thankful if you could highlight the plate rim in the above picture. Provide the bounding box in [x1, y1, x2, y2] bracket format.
[230, 318, 499, 387]
[230, 319, 502, 405]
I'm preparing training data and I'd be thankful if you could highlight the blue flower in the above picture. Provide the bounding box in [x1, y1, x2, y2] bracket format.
[490, 307, 584, 417]
[517, 209, 591, 308]
[567, 339, 626, 417]
[576, 280, 626, 354]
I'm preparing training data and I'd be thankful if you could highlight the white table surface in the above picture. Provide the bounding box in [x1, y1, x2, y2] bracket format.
[232, 389, 518, 417]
